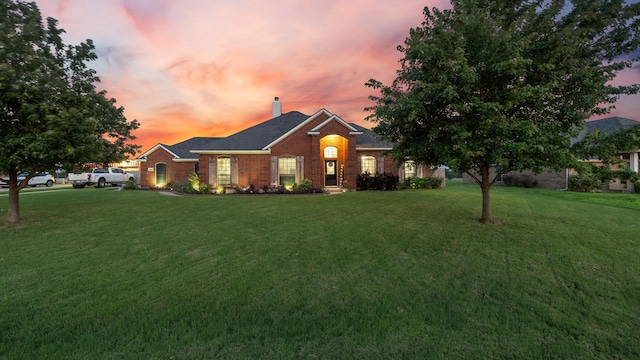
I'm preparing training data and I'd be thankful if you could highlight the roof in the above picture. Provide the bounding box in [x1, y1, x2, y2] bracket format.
[138, 109, 395, 158]
[576, 117, 640, 142]
[351, 123, 394, 149]
[138, 137, 220, 160]
[191, 111, 310, 151]
[167, 137, 221, 159]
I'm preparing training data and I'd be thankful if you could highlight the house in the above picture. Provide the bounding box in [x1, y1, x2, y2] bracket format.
[137, 98, 438, 190]
[574, 116, 640, 191]
[463, 117, 640, 191]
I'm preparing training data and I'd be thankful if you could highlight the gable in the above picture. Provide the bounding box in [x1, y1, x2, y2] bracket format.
[138, 144, 179, 160]
[307, 113, 361, 135]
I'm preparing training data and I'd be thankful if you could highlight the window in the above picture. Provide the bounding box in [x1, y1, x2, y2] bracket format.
[194, 163, 199, 176]
[404, 161, 416, 178]
[279, 157, 296, 187]
[324, 146, 338, 158]
[155, 163, 167, 186]
[217, 157, 230, 186]
[361, 156, 376, 174]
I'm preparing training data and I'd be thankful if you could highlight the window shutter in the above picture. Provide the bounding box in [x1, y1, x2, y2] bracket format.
[270, 156, 278, 186]
[231, 158, 239, 186]
[296, 156, 304, 183]
[209, 158, 217, 187]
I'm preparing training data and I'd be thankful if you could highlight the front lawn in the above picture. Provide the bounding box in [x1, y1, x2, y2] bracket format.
[1, 185, 638, 358]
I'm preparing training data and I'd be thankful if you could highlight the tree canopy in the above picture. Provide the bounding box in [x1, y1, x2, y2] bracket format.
[1, 0, 140, 224]
[570, 123, 640, 189]
[365, 0, 640, 223]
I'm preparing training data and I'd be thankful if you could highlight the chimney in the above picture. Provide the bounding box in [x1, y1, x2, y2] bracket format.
[272, 96, 282, 118]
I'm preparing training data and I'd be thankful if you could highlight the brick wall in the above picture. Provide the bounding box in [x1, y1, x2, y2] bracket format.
[139, 148, 197, 188]
[356, 150, 399, 175]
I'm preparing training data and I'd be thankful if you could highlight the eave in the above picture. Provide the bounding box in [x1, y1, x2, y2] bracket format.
[190, 150, 271, 155]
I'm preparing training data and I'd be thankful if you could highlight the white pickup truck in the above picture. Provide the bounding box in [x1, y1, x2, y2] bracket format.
[68, 167, 135, 188]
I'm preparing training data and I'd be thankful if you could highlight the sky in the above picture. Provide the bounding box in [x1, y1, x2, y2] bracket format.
[33, 0, 640, 154]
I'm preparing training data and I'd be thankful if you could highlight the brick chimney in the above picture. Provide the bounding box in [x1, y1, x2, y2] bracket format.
[272, 97, 282, 118]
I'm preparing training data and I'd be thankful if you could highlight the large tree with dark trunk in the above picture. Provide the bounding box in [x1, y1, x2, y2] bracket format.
[365, 0, 640, 223]
[1, 0, 139, 224]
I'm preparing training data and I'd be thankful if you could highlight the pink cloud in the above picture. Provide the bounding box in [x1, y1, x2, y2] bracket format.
[30, 0, 640, 153]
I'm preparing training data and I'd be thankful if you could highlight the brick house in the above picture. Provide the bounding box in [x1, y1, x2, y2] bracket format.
[137, 98, 436, 190]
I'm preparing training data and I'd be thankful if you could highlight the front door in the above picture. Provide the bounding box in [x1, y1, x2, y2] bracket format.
[325, 160, 337, 186]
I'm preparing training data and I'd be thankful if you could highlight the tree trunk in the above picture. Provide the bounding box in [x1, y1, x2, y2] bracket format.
[479, 164, 495, 224]
[6, 185, 21, 224]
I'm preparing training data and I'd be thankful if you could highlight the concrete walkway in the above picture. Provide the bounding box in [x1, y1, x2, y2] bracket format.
[159, 191, 181, 196]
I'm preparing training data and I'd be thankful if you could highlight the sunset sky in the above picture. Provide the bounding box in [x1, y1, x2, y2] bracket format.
[33, 0, 640, 154]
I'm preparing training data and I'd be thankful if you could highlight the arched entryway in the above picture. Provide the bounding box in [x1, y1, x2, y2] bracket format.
[320, 135, 348, 187]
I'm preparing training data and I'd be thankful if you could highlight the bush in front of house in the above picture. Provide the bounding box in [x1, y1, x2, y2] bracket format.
[404, 176, 443, 189]
[633, 180, 640, 194]
[502, 174, 539, 188]
[199, 183, 212, 194]
[294, 178, 313, 192]
[232, 180, 322, 194]
[172, 180, 196, 194]
[568, 172, 604, 192]
[123, 179, 137, 190]
[357, 172, 399, 191]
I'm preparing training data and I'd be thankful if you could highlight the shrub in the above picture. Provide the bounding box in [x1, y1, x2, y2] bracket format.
[188, 173, 200, 192]
[173, 180, 196, 194]
[569, 173, 604, 192]
[123, 179, 137, 190]
[445, 168, 462, 180]
[634, 180, 640, 194]
[502, 174, 539, 188]
[357, 172, 399, 191]
[199, 183, 212, 194]
[404, 176, 443, 189]
[294, 179, 313, 192]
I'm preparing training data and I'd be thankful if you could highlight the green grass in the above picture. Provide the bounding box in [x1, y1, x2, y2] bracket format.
[1, 184, 639, 359]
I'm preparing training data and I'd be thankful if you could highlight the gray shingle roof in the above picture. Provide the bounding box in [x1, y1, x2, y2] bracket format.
[140, 110, 396, 159]
[576, 117, 640, 142]
[191, 111, 310, 151]
[165, 137, 221, 158]
[351, 123, 394, 149]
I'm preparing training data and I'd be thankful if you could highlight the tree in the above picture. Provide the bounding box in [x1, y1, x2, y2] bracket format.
[365, 0, 640, 223]
[0, 0, 140, 224]
[570, 124, 640, 190]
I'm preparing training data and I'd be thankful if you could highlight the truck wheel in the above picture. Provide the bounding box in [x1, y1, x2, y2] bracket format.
[97, 178, 106, 188]
[46, 180, 53, 187]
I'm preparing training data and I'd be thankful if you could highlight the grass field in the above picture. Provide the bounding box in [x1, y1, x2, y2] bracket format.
[1, 184, 639, 359]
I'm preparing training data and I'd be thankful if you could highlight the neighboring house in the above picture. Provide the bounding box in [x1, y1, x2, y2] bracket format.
[462, 116, 640, 191]
[137, 98, 439, 190]
[575, 116, 640, 191]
